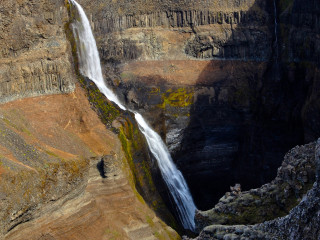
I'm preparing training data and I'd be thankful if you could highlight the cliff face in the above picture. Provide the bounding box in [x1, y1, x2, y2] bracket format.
[277, 0, 320, 142]
[0, 0, 77, 235]
[77, 0, 271, 62]
[0, 1, 178, 239]
[75, 1, 269, 209]
[75, 0, 314, 211]
[0, 88, 178, 240]
[0, 0, 319, 238]
[191, 139, 320, 240]
[192, 0, 320, 238]
[0, 0, 75, 103]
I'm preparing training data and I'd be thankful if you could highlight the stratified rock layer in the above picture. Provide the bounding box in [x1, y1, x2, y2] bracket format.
[0, 0, 178, 238]
[0, 0, 319, 238]
[0, 86, 179, 240]
[77, 0, 320, 212]
[0, 0, 75, 103]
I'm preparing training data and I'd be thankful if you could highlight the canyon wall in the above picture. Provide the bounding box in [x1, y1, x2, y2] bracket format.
[76, 0, 320, 212]
[0, 0, 178, 239]
[192, 0, 320, 238]
[277, 0, 320, 142]
[0, 0, 75, 103]
[0, 0, 319, 238]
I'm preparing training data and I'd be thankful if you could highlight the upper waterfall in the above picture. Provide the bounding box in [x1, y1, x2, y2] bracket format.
[68, 0, 197, 231]
[68, 0, 126, 110]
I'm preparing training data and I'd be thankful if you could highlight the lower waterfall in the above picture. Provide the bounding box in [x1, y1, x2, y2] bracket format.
[68, 0, 197, 231]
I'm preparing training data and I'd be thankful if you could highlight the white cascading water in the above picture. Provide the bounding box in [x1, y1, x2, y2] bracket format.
[68, 0, 197, 231]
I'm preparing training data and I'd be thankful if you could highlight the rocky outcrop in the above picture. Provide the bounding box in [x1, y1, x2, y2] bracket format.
[192, 180, 320, 239]
[189, 139, 320, 240]
[0, 85, 179, 240]
[0, 0, 75, 103]
[195, 141, 316, 231]
[5, 144, 179, 240]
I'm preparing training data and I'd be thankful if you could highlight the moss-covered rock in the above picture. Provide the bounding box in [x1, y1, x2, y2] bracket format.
[118, 115, 179, 231]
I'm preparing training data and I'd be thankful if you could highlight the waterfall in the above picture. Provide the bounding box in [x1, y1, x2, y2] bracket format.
[68, 0, 197, 231]
[135, 113, 197, 230]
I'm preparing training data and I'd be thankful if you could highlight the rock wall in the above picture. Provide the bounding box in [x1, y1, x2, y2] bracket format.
[189, 0, 320, 237]
[76, 0, 283, 211]
[0, 0, 178, 239]
[0, 0, 319, 238]
[76, 0, 318, 213]
[277, 0, 320, 142]
[189, 139, 320, 240]
[195, 141, 316, 231]
[77, 0, 272, 62]
[0, 0, 75, 103]
[0, 0, 79, 235]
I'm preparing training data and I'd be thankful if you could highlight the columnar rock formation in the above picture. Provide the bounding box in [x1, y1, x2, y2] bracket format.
[76, 0, 320, 212]
[0, 0, 178, 239]
[0, 0, 319, 239]
[0, 0, 75, 103]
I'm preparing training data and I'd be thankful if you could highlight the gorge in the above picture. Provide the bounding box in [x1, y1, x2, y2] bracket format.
[0, 0, 319, 239]
[68, 0, 196, 230]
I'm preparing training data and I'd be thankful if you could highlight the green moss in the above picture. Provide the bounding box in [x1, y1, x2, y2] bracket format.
[118, 119, 180, 232]
[65, 13, 120, 129]
[146, 215, 155, 228]
[87, 87, 120, 127]
[119, 124, 156, 193]
[150, 87, 160, 95]
[159, 88, 194, 109]
[154, 231, 167, 240]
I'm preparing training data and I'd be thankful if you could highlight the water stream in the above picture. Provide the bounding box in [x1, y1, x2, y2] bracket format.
[68, 0, 197, 231]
